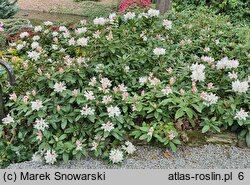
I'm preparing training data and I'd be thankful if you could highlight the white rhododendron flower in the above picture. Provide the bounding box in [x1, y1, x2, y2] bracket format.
[122, 141, 136, 155]
[147, 127, 154, 137]
[20, 32, 29, 38]
[84, 90, 95, 100]
[34, 26, 42, 32]
[201, 92, 219, 106]
[190, 63, 206, 82]
[2, 114, 14, 125]
[100, 77, 112, 90]
[91, 141, 98, 151]
[163, 19, 172, 30]
[27, 51, 40, 61]
[102, 95, 112, 104]
[31, 152, 43, 162]
[124, 12, 136, 21]
[53, 82, 66, 93]
[44, 150, 58, 164]
[93, 17, 106, 25]
[75, 140, 83, 151]
[232, 80, 249, 93]
[77, 37, 88, 46]
[9, 92, 17, 101]
[118, 83, 127, 92]
[76, 27, 87, 34]
[201, 56, 214, 64]
[216, 57, 239, 70]
[153, 47, 166, 57]
[107, 106, 121, 117]
[162, 85, 172, 96]
[34, 118, 49, 131]
[81, 105, 95, 116]
[16, 44, 24, 50]
[101, 121, 114, 132]
[147, 9, 160, 17]
[44, 21, 53, 26]
[109, 13, 116, 22]
[52, 31, 58, 37]
[228, 71, 238, 80]
[31, 41, 39, 50]
[59, 26, 67, 32]
[139, 77, 148, 85]
[109, 149, 123, 163]
[234, 108, 248, 121]
[31, 100, 43, 111]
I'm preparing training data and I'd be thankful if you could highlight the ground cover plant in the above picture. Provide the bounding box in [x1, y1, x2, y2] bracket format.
[0, 7, 249, 167]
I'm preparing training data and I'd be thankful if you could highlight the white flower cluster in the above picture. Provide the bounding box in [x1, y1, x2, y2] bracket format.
[161, 85, 172, 96]
[153, 47, 166, 57]
[93, 17, 106, 26]
[163, 19, 172, 30]
[2, 114, 14, 125]
[84, 90, 95, 100]
[101, 121, 114, 132]
[54, 82, 66, 93]
[228, 71, 238, 80]
[201, 92, 219, 106]
[190, 63, 206, 82]
[81, 105, 95, 116]
[232, 80, 249, 93]
[109, 149, 124, 163]
[139, 76, 148, 85]
[34, 118, 49, 131]
[31, 100, 43, 111]
[216, 57, 239, 70]
[201, 56, 214, 64]
[44, 150, 58, 164]
[107, 106, 121, 117]
[124, 12, 136, 21]
[122, 141, 136, 155]
[77, 37, 88, 46]
[147, 9, 160, 17]
[20, 32, 29, 38]
[27, 51, 41, 61]
[234, 108, 248, 121]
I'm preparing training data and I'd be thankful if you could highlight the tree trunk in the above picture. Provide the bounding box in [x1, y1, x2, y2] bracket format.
[156, 0, 172, 14]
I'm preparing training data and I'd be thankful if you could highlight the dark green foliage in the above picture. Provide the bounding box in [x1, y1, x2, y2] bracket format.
[173, 0, 250, 25]
[0, 0, 19, 19]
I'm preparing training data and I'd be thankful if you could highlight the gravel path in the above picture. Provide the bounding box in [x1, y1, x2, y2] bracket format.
[7, 144, 250, 169]
[18, 0, 115, 12]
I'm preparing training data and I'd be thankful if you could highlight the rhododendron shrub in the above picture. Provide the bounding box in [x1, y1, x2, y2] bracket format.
[0, 7, 249, 167]
[118, 0, 151, 12]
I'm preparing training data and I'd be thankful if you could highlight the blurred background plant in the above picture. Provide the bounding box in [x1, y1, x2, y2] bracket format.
[0, 0, 19, 19]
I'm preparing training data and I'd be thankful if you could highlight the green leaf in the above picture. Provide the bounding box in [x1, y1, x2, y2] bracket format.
[63, 153, 69, 161]
[184, 108, 193, 119]
[61, 119, 67, 129]
[65, 127, 75, 133]
[88, 115, 95, 123]
[59, 134, 67, 141]
[122, 106, 128, 113]
[171, 139, 181, 145]
[76, 152, 82, 160]
[202, 125, 210, 133]
[169, 142, 177, 152]
[154, 134, 164, 142]
[175, 108, 185, 120]
[192, 104, 203, 113]
[139, 127, 149, 132]
[139, 134, 148, 140]
[160, 99, 172, 106]
[246, 133, 250, 147]
[137, 102, 143, 112]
